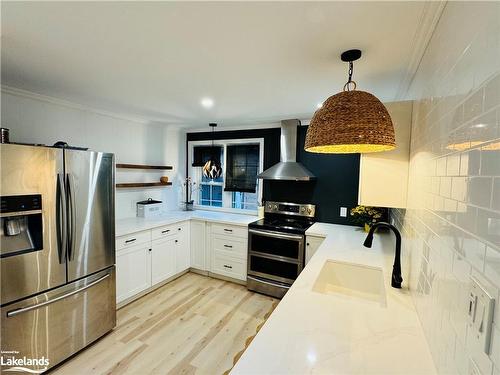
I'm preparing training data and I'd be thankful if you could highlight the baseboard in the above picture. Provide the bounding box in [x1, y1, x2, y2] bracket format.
[208, 272, 247, 286]
[117, 269, 190, 309]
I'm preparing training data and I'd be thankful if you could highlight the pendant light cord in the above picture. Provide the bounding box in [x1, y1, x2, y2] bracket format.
[343, 61, 357, 92]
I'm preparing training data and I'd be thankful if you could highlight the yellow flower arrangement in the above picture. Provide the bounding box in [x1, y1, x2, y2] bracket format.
[350, 205, 384, 226]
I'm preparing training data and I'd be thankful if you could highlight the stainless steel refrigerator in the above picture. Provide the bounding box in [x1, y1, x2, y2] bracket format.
[0, 143, 116, 373]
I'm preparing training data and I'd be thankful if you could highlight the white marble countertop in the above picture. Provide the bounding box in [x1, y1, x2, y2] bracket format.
[231, 223, 436, 375]
[115, 210, 257, 237]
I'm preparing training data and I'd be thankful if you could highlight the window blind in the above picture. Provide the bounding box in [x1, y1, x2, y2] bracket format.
[192, 146, 223, 167]
[224, 144, 260, 193]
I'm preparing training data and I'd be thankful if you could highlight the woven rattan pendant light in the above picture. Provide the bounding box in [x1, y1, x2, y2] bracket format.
[305, 49, 395, 154]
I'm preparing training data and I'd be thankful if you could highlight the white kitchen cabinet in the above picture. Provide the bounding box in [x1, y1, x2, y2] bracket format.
[305, 236, 325, 264]
[190, 220, 207, 271]
[151, 237, 176, 285]
[358, 101, 412, 208]
[212, 252, 246, 280]
[209, 223, 248, 281]
[116, 221, 190, 306]
[116, 242, 151, 304]
[174, 221, 190, 273]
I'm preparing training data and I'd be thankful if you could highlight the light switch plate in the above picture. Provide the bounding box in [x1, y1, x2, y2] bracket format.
[467, 276, 495, 355]
[340, 207, 347, 217]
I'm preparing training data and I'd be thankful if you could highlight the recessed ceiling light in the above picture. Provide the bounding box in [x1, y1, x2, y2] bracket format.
[472, 123, 487, 129]
[201, 97, 214, 109]
[316, 103, 323, 109]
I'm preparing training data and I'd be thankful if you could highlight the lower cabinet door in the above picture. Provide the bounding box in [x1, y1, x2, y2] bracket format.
[175, 235, 190, 273]
[190, 220, 206, 270]
[116, 244, 151, 303]
[305, 236, 325, 264]
[151, 237, 176, 285]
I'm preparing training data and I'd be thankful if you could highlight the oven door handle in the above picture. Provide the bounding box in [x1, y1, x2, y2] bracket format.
[247, 275, 291, 289]
[248, 228, 303, 241]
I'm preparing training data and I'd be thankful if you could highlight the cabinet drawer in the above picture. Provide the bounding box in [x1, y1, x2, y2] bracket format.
[116, 230, 151, 251]
[152, 221, 188, 240]
[213, 236, 247, 259]
[211, 223, 247, 239]
[212, 252, 247, 281]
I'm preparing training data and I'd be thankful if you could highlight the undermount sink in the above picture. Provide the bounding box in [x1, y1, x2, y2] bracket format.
[312, 260, 386, 304]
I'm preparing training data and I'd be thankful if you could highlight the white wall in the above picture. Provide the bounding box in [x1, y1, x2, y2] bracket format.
[392, 2, 500, 375]
[1, 88, 186, 219]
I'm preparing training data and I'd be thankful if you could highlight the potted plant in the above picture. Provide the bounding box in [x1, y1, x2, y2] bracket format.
[183, 177, 197, 211]
[350, 205, 383, 232]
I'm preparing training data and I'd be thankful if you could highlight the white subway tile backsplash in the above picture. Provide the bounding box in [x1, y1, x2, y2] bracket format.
[468, 177, 493, 208]
[447, 154, 461, 176]
[491, 324, 500, 368]
[452, 177, 468, 202]
[481, 145, 500, 176]
[485, 246, 500, 287]
[392, 2, 500, 372]
[493, 178, 500, 211]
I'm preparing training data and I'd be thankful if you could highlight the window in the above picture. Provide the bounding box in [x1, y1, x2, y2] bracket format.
[199, 147, 223, 207]
[188, 139, 263, 213]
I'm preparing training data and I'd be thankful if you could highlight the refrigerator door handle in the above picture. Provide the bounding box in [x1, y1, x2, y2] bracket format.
[6, 273, 111, 318]
[66, 173, 76, 261]
[56, 173, 67, 264]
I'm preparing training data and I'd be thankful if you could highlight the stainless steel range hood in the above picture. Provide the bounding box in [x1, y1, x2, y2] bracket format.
[257, 119, 316, 181]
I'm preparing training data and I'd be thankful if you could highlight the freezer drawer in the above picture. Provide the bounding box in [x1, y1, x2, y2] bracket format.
[0, 267, 116, 373]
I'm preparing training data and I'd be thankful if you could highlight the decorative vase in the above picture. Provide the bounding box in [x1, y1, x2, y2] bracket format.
[183, 200, 194, 211]
[364, 223, 371, 232]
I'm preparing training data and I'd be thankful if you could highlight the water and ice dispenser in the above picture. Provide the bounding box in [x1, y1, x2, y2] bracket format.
[0, 195, 43, 257]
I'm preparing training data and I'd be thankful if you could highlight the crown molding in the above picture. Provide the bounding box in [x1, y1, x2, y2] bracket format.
[395, 1, 447, 100]
[1, 85, 155, 125]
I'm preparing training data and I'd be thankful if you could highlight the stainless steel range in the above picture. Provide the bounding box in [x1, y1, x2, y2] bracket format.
[247, 201, 315, 298]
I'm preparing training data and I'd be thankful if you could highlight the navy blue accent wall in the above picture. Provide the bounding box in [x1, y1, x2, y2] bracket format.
[186, 126, 360, 225]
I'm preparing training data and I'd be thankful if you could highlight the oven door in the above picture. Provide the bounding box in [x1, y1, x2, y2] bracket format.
[248, 229, 304, 262]
[248, 229, 304, 284]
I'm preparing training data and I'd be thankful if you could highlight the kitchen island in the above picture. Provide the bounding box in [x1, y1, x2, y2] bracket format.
[231, 223, 436, 374]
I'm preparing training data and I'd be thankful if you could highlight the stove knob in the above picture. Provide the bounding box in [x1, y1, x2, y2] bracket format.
[273, 204, 278, 210]
[300, 207, 305, 212]
[307, 208, 312, 214]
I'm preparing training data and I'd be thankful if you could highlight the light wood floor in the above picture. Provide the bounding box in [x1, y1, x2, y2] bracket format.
[51, 272, 278, 375]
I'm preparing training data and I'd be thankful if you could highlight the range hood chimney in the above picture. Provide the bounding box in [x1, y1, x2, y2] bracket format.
[257, 119, 316, 181]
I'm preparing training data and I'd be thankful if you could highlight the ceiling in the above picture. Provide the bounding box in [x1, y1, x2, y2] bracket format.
[1, 1, 430, 128]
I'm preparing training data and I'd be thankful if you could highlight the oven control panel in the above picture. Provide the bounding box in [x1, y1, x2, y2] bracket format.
[265, 201, 315, 218]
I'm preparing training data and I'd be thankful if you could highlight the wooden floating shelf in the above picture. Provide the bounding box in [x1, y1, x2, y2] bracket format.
[116, 182, 172, 188]
[116, 163, 173, 170]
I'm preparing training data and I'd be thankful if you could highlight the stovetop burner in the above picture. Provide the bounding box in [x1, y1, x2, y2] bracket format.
[248, 201, 316, 234]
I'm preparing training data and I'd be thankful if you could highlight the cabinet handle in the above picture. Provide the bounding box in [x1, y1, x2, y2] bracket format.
[178, 227, 181, 231]
[149, 248, 152, 252]
[224, 244, 233, 248]
[223, 229, 233, 233]
[175, 240, 178, 243]
[162, 229, 170, 234]
[125, 238, 136, 243]
[223, 264, 233, 269]
[307, 243, 310, 246]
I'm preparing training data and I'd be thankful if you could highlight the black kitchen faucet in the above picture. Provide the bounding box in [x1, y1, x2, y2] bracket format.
[363, 222, 403, 289]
